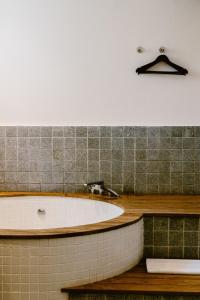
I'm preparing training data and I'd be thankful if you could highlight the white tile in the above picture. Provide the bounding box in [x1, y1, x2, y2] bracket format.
[0, 217, 143, 298]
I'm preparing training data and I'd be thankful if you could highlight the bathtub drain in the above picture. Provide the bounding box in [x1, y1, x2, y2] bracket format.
[37, 208, 46, 214]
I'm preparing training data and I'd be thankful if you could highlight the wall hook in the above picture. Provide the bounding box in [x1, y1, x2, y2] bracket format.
[137, 47, 144, 54]
[159, 47, 166, 53]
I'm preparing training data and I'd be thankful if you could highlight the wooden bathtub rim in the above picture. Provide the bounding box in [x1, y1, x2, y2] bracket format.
[0, 192, 200, 238]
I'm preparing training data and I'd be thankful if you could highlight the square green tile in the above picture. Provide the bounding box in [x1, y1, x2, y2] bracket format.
[154, 231, 168, 246]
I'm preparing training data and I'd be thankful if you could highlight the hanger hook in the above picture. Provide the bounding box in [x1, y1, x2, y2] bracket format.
[159, 47, 166, 53]
[137, 47, 144, 54]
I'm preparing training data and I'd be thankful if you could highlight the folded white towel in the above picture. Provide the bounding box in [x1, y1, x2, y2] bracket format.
[146, 258, 200, 275]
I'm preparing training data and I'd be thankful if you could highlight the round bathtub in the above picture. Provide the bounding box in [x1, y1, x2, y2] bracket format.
[0, 195, 143, 300]
[0, 196, 124, 229]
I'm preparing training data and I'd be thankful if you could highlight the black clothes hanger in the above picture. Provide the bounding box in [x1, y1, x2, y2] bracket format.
[136, 54, 188, 75]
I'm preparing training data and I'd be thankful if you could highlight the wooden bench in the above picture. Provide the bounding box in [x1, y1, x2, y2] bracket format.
[62, 264, 200, 295]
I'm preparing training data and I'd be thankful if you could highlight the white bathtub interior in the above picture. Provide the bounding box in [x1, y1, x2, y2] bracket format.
[0, 196, 124, 229]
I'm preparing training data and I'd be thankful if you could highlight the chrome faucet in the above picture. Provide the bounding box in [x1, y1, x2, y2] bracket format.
[84, 181, 119, 198]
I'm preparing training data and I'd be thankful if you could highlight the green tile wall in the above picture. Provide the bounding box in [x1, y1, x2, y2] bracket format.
[0, 126, 200, 193]
[144, 216, 200, 259]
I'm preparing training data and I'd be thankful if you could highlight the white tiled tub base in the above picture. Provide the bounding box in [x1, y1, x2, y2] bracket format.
[0, 220, 143, 300]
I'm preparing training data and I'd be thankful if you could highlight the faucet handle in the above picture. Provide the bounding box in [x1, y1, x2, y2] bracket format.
[84, 181, 105, 194]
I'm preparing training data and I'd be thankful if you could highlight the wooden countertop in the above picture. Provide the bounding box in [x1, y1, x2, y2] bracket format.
[0, 192, 200, 238]
[62, 264, 200, 295]
[116, 194, 200, 216]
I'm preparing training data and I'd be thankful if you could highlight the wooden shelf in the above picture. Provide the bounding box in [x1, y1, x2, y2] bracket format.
[62, 264, 200, 295]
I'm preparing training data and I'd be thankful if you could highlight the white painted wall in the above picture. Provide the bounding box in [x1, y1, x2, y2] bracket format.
[0, 0, 199, 125]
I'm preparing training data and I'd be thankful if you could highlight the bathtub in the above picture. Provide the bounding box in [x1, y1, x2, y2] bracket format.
[0, 195, 143, 300]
